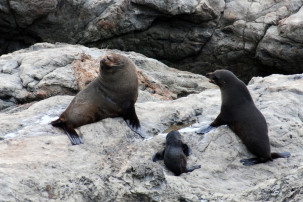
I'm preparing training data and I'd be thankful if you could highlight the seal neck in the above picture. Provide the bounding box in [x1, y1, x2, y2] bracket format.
[220, 81, 253, 107]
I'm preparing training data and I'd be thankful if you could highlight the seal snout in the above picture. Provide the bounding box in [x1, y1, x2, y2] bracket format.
[101, 55, 113, 64]
[206, 72, 216, 84]
[100, 55, 113, 71]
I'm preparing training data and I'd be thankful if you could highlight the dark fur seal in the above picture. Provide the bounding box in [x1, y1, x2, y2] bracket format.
[153, 130, 201, 176]
[196, 70, 290, 166]
[51, 53, 144, 145]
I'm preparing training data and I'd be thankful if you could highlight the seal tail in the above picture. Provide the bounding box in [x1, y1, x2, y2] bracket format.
[271, 152, 291, 159]
[51, 119, 84, 145]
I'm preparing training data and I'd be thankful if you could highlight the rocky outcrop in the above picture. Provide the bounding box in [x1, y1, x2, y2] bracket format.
[0, 43, 212, 109]
[0, 44, 302, 201]
[1, 1, 303, 82]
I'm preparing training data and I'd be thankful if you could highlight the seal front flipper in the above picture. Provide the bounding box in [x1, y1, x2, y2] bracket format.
[63, 125, 84, 145]
[186, 165, 201, 173]
[196, 115, 226, 134]
[196, 125, 216, 134]
[152, 150, 165, 162]
[182, 143, 191, 156]
[51, 118, 64, 127]
[51, 119, 84, 145]
[126, 121, 145, 138]
[123, 104, 145, 138]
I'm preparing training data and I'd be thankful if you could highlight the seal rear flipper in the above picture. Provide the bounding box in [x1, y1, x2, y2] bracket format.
[241, 152, 291, 166]
[123, 104, 145, 138]
[196, 125, 216, 134]
[152, 150, 165, 162]
[271, 152, 291, 159]
[186, 165, 201, 173]
[240, 157, 268, 166]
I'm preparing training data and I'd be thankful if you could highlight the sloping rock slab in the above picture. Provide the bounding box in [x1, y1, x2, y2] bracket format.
[0, 72, 302, 201]
[0, 43, 213, 109]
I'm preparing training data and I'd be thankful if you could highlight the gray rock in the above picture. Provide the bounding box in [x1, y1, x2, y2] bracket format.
[0, 43, 212, 109]
[0, 45, 302, 200]
[132, 0, 200, 15]
[2, 0, 303, 81]
[256, 26, 303, 73]
[279, 6, 303, 43]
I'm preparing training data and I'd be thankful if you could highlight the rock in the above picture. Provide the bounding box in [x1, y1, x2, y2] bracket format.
[279, 6, 303, 43]
[0, 43, 212, 109]
[0, 45, 302, 201]
[1, 1, 303, 81]
[256, 26, 303, 73]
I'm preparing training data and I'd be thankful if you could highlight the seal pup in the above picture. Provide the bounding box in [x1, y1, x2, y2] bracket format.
[51, 53, 144, 145]
[153, 130, 201, 176]
[196, 70, 290, 166]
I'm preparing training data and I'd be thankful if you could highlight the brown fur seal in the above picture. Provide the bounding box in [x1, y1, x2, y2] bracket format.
[196, 70, 290, 166]
[153, 130, 201, 176]
[51, 53, 144, 145]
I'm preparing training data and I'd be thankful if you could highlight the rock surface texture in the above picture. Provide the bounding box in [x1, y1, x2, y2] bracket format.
[0, 43, 302, 201]
[0, 43, 212, 109]
[1, 0, 303, 82]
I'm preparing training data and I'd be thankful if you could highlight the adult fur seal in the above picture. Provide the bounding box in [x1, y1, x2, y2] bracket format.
[51, 53, 144, 145]
[153, 130, 201, 176]
[196, 70, 290, 166]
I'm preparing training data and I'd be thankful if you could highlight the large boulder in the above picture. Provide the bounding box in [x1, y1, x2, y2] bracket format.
[0, 43, 212, 109]
[1, 1, 303, 81]
[0, 44, 302, 201]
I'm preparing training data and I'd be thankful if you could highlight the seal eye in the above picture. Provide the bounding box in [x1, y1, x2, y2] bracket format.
[107, 56, 112, 62]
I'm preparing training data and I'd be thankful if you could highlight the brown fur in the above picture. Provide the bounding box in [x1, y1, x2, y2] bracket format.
[52, 53, 142, 144]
